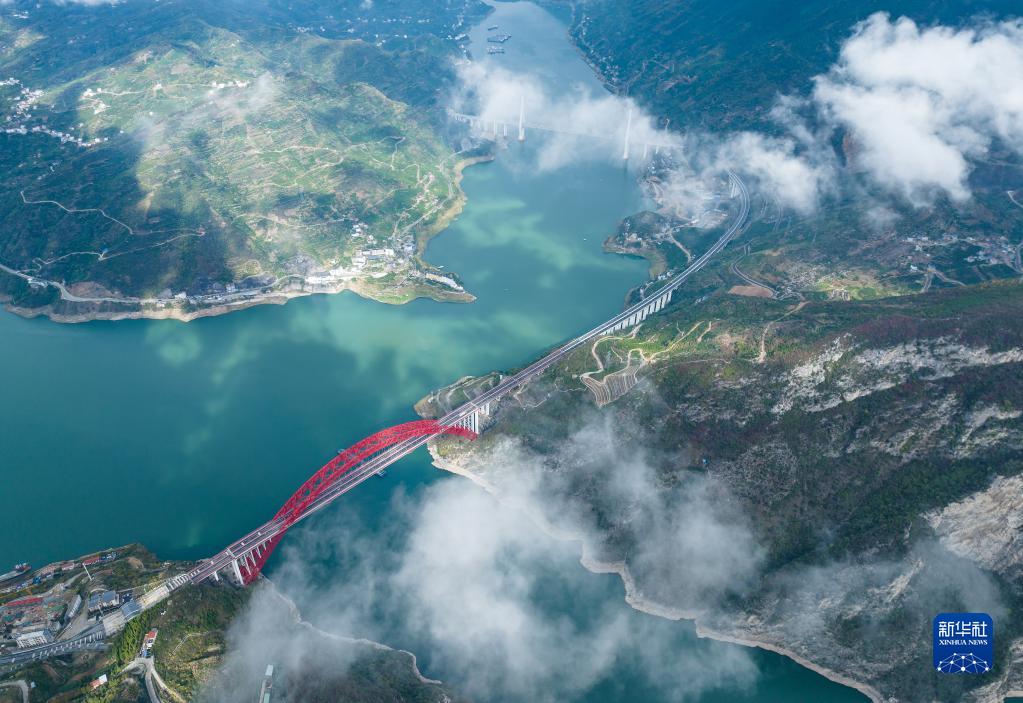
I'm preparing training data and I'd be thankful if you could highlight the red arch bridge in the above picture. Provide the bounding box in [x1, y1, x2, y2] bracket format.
[177, 419, 479, 587]
[0, 174, 753, 666]
[159, 171, 749, 592]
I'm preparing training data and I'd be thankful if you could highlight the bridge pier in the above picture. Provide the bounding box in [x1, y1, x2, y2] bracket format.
[455, 411, 478, 434]
[161, 173, 748, 599]
[622, 108, 632, 160]
[230, 558, 244, 586]
[518, 96, 525, 141]
[451, 401, 492, 435]
[601, 286, 674, 336]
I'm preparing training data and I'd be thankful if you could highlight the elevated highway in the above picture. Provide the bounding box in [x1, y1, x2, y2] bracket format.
[0, 172, 748, 668]
[182, 170, 748, 588]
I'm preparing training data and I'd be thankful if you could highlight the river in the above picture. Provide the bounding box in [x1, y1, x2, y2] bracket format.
[0, 2, 864, 701]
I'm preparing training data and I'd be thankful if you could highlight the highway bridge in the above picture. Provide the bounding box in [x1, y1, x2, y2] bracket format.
[0, 624, 105, 672]
[447, 101, 682, 160]
[0, 172, 748, 668]
[180, 170, 749, 589]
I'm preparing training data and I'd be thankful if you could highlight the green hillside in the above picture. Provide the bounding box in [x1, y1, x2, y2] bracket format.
[427, 280, 1023, 702]
[560, 0, 1020, 131]
[0, 0, 487, 320]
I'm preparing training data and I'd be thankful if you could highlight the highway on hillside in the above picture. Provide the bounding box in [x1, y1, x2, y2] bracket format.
[183, 171, 750, 586]
[0, 172, 750, 667]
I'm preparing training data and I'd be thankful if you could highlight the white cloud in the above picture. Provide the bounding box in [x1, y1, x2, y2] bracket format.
[452, 60, 832, 215]
[452, 61, 680, 172]
[646, 126, 835, 219]
[453, 13, 1023, 214]
[812, 13, 1023, 205]
[713, 132, 833, 215]
[386, 479, 633, 699]
[660, 14, 1023, 211]
[210, 418, 763, 702]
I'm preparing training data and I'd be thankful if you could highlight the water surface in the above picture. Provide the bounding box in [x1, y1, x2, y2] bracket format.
[0, 2, 864, 701]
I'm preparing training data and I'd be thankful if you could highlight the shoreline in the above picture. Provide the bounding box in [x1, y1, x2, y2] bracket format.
[577, 551, 884, 703]
[416, 152, 496, 259]
[426, 443, 884, 703]
[264, 578, 442, 687]
[0, 153, 492, 325]
[0, 276, 474, 324]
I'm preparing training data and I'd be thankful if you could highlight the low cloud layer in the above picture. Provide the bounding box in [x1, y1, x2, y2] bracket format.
[201, 411, 1012, 701]
[450, 41, 837, 215]
[453, 12, 1023, 216]
[704, 13, 1023, 210]
[452, 61, 679, 172]
[209, 419, 764, 702]
[814, 13, 1023, 205]
[196, 587, 363, 703]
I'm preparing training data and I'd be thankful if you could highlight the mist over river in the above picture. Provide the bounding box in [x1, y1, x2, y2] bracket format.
[0, 2, 864, 700]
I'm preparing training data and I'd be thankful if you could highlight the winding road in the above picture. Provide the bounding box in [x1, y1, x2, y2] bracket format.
[0, 171, 749, 669]
[184, 171, 749, 586]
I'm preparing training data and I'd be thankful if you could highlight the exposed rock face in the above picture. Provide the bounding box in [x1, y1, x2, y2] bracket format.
[774, 337, 1023, 415]
[927, 475, 1023, 581]
[425, 282, 1023, 703]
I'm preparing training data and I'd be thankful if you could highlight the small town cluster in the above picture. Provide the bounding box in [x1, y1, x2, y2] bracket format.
[0, 551, 125, 649]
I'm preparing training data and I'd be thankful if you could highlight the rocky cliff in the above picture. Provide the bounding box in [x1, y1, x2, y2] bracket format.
[422, 281, 1023, 702]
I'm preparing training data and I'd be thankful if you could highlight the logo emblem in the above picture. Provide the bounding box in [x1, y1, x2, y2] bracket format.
[933, 613, 993, 674]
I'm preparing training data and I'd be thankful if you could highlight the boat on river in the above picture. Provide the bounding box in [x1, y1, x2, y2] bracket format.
[0, 563, 30, 583]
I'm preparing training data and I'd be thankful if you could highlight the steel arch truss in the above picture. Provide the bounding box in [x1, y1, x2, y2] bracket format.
[239, 419, 476, 584]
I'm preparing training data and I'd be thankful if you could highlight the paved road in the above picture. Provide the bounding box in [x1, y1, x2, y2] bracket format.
[0, 625, 105, 668]
[187, 171, 750, 586]
[125, 657, 170, 703]
[2, 174, 751, 651]
[0, 172, 750, 670]
[0, 169, 750, 675]
[729, 244, 777, 298]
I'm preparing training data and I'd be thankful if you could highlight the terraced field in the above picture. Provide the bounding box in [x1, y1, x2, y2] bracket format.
[0, 0, 487, 320]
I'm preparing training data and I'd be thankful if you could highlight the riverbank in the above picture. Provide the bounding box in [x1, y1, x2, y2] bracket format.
[415, 152, 497, 259]
[265, 580, 442, 687]
[0, 149, 492, 325]
[0, 274, 475, 324]
[576, 552, 884, 703]
[426, 443, 877, 703]
[188, 578, 461, 701]
[0, 542, 453, 701]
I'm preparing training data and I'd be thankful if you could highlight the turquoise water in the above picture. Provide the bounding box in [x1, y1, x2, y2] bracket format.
[0, 1, 865, 701]
[0, 139, 646, 568]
